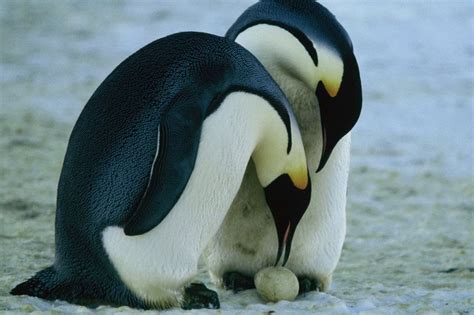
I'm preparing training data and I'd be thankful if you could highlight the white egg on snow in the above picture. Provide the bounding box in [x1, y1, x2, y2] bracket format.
[254, 266, 299, 302]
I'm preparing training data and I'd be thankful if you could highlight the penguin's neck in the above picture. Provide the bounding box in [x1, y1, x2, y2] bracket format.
[235, 26, 323, 171]
[234, 52, 323, 173]
[265, 68, 323, 173]
[235, 23, 344, 100]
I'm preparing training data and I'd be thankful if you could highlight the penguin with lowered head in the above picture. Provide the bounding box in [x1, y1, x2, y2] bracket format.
[204, 0, 362, 294]
[11, 32, 312, 309]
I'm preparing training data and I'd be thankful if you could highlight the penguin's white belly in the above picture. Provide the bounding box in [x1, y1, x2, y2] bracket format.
[204, 134, 351, 290]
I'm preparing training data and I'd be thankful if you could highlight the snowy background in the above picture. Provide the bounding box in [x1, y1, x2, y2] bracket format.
[0, 0, 473, 314]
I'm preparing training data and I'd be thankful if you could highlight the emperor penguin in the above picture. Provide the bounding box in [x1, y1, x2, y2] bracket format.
[204, 0, 362, 293]
[11, 32, 312, 309]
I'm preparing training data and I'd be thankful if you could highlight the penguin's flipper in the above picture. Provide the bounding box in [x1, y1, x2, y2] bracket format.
[124, 99, 203, 236]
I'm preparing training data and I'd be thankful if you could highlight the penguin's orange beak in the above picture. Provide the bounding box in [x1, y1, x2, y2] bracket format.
[263, 173, 311, 266]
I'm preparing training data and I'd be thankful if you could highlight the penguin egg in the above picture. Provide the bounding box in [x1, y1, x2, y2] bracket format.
[254, 266, 299, 302]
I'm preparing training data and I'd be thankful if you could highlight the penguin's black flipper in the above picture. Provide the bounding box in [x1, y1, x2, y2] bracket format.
[124, 94, 203, 236]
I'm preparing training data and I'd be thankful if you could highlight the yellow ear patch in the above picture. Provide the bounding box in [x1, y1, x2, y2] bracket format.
[288, 168, 308, 190]
[314, 44, 344, 98]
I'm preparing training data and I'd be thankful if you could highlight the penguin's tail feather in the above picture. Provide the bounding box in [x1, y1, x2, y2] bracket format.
[11, 266, 148, 308]
[11, 266, 65, 300]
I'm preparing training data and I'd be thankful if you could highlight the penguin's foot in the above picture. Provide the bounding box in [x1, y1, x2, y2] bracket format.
[181, 283, 220, 310]
[298, 276, 322, 295]
[223, 271, 255, 293]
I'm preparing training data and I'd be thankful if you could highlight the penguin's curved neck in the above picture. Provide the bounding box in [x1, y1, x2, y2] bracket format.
[236, 24, 318, 93]
[210, 91, 310, 266]
[235, 24, 343, 100]
[218, 91, 308, 189]
[234, 24, 326, 167]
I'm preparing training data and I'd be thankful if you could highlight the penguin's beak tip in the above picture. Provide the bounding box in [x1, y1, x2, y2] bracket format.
[274, 222, 293, 266]
[264, 174, 311, 267]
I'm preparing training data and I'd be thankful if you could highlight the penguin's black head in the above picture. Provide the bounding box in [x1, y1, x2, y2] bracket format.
[264, 172, 311, 266]
[227, 0, 362, 173]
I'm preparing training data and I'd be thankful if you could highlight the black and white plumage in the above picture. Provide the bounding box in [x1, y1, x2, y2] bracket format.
[204, 0, 362, 292]
[11, 32, 311, 309]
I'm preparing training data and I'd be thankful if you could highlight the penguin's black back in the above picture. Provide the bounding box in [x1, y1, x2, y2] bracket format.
[58, 32, 290, 235]
[12, 32, 291, 308]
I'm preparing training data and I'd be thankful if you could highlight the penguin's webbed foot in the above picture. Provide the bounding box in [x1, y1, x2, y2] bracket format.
[181, 283, 220, 310]
[298, 276, 322, 295]
[223, 271, 255, 293]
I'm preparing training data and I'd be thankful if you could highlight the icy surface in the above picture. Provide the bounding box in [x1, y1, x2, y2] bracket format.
[1, 1, 473, 314]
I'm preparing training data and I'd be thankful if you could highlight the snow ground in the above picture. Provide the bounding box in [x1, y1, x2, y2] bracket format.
[1, 1, 473, 314]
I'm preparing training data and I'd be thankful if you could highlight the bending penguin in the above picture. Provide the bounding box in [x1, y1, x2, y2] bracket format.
[204, 0, 362, 293]
[11, 32, 312, 309]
